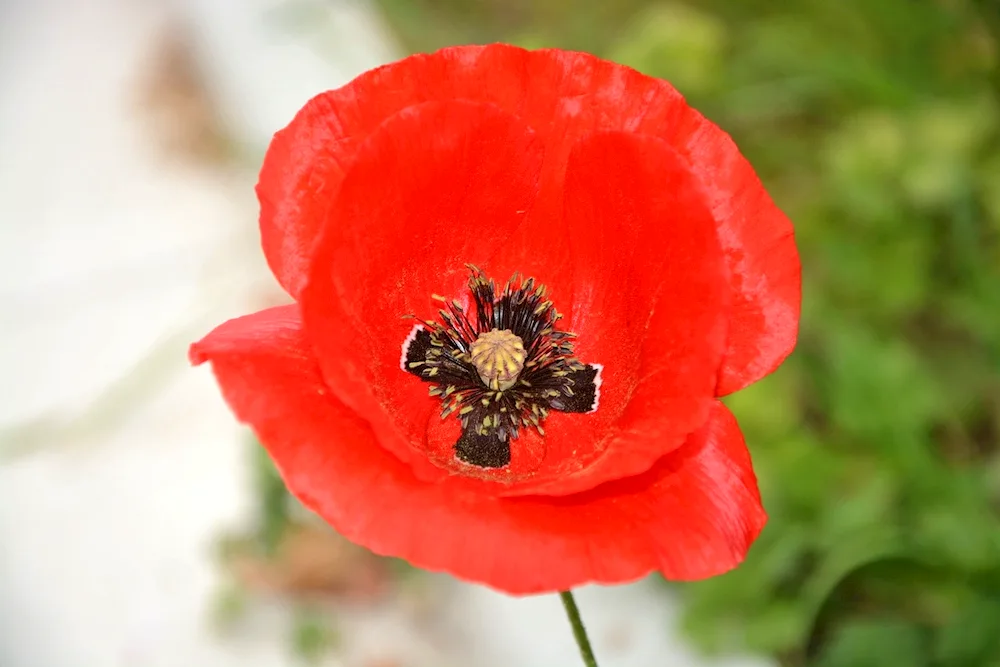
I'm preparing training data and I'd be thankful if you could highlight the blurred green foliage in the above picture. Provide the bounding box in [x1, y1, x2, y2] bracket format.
[374, 0, 1000, 664]
[291, 607, 340, 665]
[252, 434, 293, 556]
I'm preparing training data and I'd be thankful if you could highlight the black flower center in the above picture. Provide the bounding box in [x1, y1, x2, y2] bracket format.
[402, 266, 601, 468]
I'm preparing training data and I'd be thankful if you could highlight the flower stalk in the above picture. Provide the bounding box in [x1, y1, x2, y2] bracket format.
[560, 590, 600, 667]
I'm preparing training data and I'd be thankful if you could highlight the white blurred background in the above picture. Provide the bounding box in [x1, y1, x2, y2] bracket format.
[0, 1, 771, 666]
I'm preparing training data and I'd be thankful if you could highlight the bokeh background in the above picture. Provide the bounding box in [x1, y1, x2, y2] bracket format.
[1, 0, 998, 666]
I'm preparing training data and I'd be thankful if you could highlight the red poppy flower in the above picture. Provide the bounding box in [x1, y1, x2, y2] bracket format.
[190, 44, 800, 595]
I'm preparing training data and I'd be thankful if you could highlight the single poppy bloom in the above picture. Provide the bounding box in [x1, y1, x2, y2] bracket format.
[190, 44, 800, 595]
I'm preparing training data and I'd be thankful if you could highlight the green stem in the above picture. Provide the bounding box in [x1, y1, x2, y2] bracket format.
[559, 590, 600, 667]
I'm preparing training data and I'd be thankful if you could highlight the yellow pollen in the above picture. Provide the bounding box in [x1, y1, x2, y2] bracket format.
[469, 329, 526, 391]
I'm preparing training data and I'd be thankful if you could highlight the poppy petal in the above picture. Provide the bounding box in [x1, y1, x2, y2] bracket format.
[193, 311, 765, 594]
[255, 45, 539, 299]
[256, 94, 355, 300]
[189, 305, 304, 366]
[299, 100, 543, 476]
[255, 45, 674, 301]
[257, 46, 798, 394]
[495, 131, 728, 496]
[663, 116, 801, 396]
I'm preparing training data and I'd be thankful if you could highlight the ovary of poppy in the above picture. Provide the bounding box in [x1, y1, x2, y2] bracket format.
[190, 44, 801, 595]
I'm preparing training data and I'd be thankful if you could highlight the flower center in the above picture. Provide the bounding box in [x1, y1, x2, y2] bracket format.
[470, 329, 526, 391]
[401, 266, 603, 470]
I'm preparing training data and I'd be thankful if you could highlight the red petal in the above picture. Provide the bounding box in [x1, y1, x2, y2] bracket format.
[189, 304, 302, 366]
[509, 49, 800, 394]
[193, 312, 765, 594]
[258, 44, 798, 390]
[254, 44, 662, 299]
[658, 115, 801, 395]
[299, 100, 543, 477]
[496, 131, 728, 496]
[256, 45, 537, 299]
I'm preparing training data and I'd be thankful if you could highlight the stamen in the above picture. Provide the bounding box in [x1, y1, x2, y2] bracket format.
[401, 266, 602, 469]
